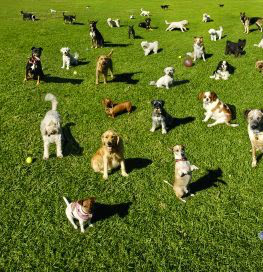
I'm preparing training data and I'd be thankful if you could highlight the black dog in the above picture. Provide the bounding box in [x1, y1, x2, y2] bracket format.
[161, 5, 169, 10]
[128, 25, 135, 39]
[89, 21, 104, 48]
[63, 12, 76, 24]
[219, 4, 224, 7]
[24, 47, 44, 85]
[21, 11, 36, 21]
[225, 39, 246, 57]
[139, 18, 151, 30]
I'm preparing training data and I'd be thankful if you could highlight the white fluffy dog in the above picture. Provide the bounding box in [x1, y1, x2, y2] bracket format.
[40, 94, 63, 160]
[165, 20, 188, 32]
[208, 26, 223, 41]
[140, 8, 150, 16]
[107, 18, 120, 28]
[150, 67, 175, 89]
[202, 13, 211, 22]
[254, 38, 263, 48]
[141, 41, 159, 56]
[60, 47, 79, 70]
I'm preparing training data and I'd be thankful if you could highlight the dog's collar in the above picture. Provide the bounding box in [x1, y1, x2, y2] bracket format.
[75, 202, 92, 221]
[175, 158, 187, 162]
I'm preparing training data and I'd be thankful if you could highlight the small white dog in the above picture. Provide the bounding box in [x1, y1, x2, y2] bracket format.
[130, 15, 135, 19]
[60, 47, 79, 70]
[208, 26, 223, 41]
[141, 41, 159, 56]
[202, 13, 211, 22]
[150, 67, 175, 89]
[165, 20, 188, 32]
[254, 38, 263, 48]
[107, 18, 120, 28]
[140, 8, 150, 16]
[50, 9, 56, 13]
[40, 93, 63, 160]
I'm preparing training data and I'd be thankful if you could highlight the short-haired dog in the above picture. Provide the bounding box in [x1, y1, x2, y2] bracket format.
[165, 20, 188, 32]
[210, 61, 231, 80]
[150, 67, 175, 89]
[139, 18, 152, 30]
[141, 41, 158, 56]
[63, 12, 76, 24]
[96, 50, 113, 84]
[89, 21, 104, 48]
[161, 5, 169, 10]
[102, 98, 132, 118]
[240, 12, 263, 34]
[187, 37, 206, 61]
[107, 18, 120, 28]
[60, 47, 79, 69]
[208, 26, 223, 41]
[225, 39, 246, 57]
[21, 11, 36, 21]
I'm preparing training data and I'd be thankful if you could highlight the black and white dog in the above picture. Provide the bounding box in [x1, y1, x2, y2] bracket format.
[225, 39, 246, 57]
[21, 11, 36, 21]
[63, 12, 76, 24]
[161, 5, 169, 10]
[128, 25, 135, 39]
[210, 61, 232, 80]
[139, 18, 151, 30]
[89, 21, 104, 48]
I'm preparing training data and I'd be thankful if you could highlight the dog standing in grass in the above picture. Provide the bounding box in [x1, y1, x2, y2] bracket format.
[96, 50, 113, 84]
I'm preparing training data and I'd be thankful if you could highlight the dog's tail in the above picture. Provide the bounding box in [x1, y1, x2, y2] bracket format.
[107, 49, 113, 58]
[165, 20, 170, 25]
[45, 93, 58, 111]
[74, 52, 79, 60]
[63, 196, 70, 206]
[163, 180, 173, 187]
[227, 123, 239, 127]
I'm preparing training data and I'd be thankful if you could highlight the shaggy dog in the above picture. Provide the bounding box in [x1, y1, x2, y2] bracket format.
[202, 13, 211, 22]
[240, 12, 263, 34]
[225, 39, 246, 57]
[60, 47, 79, 69]
[187, 37, 206, 62]
[255, 60, 263, 73]
[165, 20, 188, 32]
[254, 38, 263, 48]
[21, 11, 36, 21]
[96, 50, 113, 84]
[208, 26, 223, 41]
[150, 67, 175, 89]
[140, 8, 150, 16]
[107, 18, 120, 28]
[139, 18, 152, 30]
[89, 21, 104, 48]
[210, 61, 231, 80]
[141, 41, 159, 56]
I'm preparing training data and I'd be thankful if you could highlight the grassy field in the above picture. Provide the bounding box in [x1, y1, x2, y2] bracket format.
[1, 0, 263, 271]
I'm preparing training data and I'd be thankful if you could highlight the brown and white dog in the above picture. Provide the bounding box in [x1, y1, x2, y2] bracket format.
[91, 130, 128, 180]
[63, 196, 95, 233]
[255, 60, 263, 73]
[102, 98, 132, 118]
[96, 50, 113, 84]
[245, 109, 263, 167]
[187, 37, 206, 62]
[198, 91, 239, 127]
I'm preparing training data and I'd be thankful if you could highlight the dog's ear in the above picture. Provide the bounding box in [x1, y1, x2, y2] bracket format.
[151, 100, 156, 106]
[77, 200, 84, 206]
[244, 109, 251, 119]
[39, 47, 43, 51]
[31, 47, 35, 50]
[210, 92, 217, 101]
[160, 100, 165, 107]
[197, 92, 204, 100]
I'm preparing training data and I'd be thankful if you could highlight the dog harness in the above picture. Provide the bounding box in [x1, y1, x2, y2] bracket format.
[71, 202, 92, 221]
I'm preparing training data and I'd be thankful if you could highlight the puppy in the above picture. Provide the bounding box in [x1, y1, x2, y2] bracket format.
[165, 20, 188, 32]
[198, 91, 238, 127]
[187, 37, 206, 62]
[91, 130, 128, 180]
[50, 9, 56, 13]
[225, 39, 246, 57]
[245, 109, 263, 167]
[254, 38, 263, 48]
[161, 5, 169, 10]
[60, 47, 79, 69]
[164, 145, 198, 202]
[21, 11, 36, 21]
[150, 67, 175, 89]
[202, 13, 211, 22]
[107, 18, 120, 28]
[40, 94, 63, 160]
[256, 60, 263, 73]
[208, 26, 223, 41]
[140, 8, 150, 16]
[63, 196, 95, 233]
[63, 12, 76, 24]
[130, 15, 135, 19]
[139, 18, 152, 30]
[128, 25, 135, 39]
[24, 47, 44, 85]
[102, 98, 132, 118]
[141, 41, 159, 56]
[210, 61, 231, 80]
[150, 100, 172, 134]
[96, 50, 113, 84]
[89, 21, 104, 48]
[240, 12, 263, 34]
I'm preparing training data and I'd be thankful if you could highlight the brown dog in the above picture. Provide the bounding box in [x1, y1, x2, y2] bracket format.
[96, 50, 114, 84]
[102, 98, 132, 118]
[91, 130, 128, 180]
[256, 60, 263, 73]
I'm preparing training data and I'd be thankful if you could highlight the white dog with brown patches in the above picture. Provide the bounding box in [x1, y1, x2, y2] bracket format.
[187, 37, 206, 62]
[198, 91, 239, 127]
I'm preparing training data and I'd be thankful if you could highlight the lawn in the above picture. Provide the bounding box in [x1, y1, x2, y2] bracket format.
[1, 0, 263, 271]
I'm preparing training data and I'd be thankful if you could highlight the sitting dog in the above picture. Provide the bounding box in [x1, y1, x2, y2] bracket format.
[21, 11, 36, 21]
[165, 20, 188, 32]
[255, 60, 263, 73]
[24, 47, 44, 85]
[208, 26, 223, 41]
[140, 8, 150, 16]
[96, 50, 113, 84]
[240, 12, 263, 34]
[60, 47, 79, 69]
[187, 37, 206, 62]
[128, 25, 135, 39]
[150, 67, 175, 89]
[150, 100, 173, 134]
[161, 5, 169, 10]
[202, 13, 211, 22]
[210, 61, 231, 80]
[139, 18, 152, 30]
[40, 94, 63, 160]
[89, 21, 104, 48]
[141, 41, 159, 56]
[164, 145, 198, 202]
[254, 38, 263, 48]
[102, 98, 132, 118]
[107, 18, 120, 28]
[245, 109, 263, 167]
[63, 12, 76, 24]
[225, 39, 246, 57]
[198, 91, 239, 127]
[91, 130, 128, 180]
[63, 196, 95, 233]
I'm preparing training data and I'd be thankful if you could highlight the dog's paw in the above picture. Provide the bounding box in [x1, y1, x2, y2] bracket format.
[150, 128, 155, 132]
[162, 130, 167, 134]
[74, 225, 78, 229]
[61, 66, 64, 69]
[89, 224, 94, 228]
[103, 175, 108, 180]
[57, 155, 63, 159]
[202, 119, 207, 122]
[191, 165, 199, 170]
[207, 124, 213, 127]
[122, 172, 129, 177]
[252, 161, 257, 168]
[43, 156, 49, 160]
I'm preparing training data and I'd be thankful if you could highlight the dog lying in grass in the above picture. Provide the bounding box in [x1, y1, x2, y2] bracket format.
[102, 98, 132, 118]
[225, 39, 246, 57]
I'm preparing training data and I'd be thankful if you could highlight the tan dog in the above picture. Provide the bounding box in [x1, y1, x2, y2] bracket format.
[186, 37, 206, 61]
[256, 60, 263, 73]
[91, 130, 128, 180]
[102, 98, 132, 118]
[96, 50, 113, 84]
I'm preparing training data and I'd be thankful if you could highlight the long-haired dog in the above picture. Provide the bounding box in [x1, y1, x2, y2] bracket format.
[21, 11, 36, 21]
[150, 67, 175, 89]
[40, 94, 63, 160]
[165, 20, 188, 32]
[140, 8, 150, 16]
[202, 13, 211, 22]
[89, 21, 104, 48]
[255, 60, 263, 73]
[107, 18, 120, 28]
[225, 39, 246, 57]
[96, 50, 113, 84]
[198, 91, 238, 127]
[210, 61, 231, 80]
[141, 41, 158, 56]
[245, 109, 263, 167]
[254, 38, 263, 48]
[187, 37, 206, 62]
[63, 12, 76, 24]
[63, 196, 95, 233]
[240, 12, 263, 34]
[102, 98, 132, 118]
[208, 26, 223, 41]
[91, 130, 128, 180]
[60, 47, 79, 69]
[164, 145, 198, 202]
[139, 18, 152, 30]
[128, 25, 135, 39]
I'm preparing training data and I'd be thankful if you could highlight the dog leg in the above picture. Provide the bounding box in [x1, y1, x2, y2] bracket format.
[203, 112, 212, 122]
[207, 119, 225, 127]
[36, 75, 40, 85]
[96, 71, 99, 85]
[103, 73, 107, 84]
[150, 121, 157, 132]
[202, 54, 206, 62]
[191, 165, 199, 171]
[79, 220, 85, 233]
[43, 141, 50, 160]
[251, 145, 257, 167]
[103, 155, 109, 180]
[56, 135, 63, 158]
[161, 120, 167, 134]
[109, 68, 114, 79]
[120, 160, 129, 177]
[66, 210, 78, 229]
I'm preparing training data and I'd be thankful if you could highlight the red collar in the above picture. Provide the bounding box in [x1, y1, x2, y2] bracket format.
[175, 158, 187, 162]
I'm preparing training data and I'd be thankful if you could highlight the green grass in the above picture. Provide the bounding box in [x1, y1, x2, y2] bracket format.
[1, 0, 263, 271]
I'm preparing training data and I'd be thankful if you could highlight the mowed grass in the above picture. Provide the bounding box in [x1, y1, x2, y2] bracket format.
[1, 0, 263, 271]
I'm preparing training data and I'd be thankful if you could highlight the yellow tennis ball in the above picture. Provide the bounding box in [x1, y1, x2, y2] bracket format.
[178, 56, 182, 59]
[73, 71, 77, 75]
[26, 157, 32, 164]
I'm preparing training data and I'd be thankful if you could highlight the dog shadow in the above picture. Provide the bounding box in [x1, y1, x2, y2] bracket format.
[205, 53, 213, 60]
[169, 116, 195, 130]
[77, 60, 89, 66]
[73, 22, 85, 25]
[226, 104, 237, 120]
[125, 158, 152, 173]
[112, 72, 140, 84]
[44, 75, 83, 85]
[135, 35, 143, 39]
[151, 26, 159, 30]
[228, 63, 236, 74]
[62, 122, 84, 156]
[92, 202, 132, 223]
[189, 168, 227, 194]
[173, 79, 189, 86]
[221, 34, 227, 39]
[104, 41, 131, 48]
